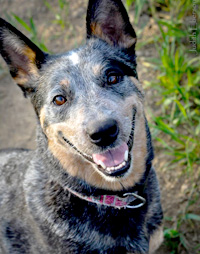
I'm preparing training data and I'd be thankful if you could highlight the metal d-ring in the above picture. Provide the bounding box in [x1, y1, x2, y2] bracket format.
[123, 192, 146, 209]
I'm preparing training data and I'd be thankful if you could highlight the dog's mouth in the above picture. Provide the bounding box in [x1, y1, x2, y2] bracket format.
[92, 142, 131, 177]
[60, 109, 136, 178]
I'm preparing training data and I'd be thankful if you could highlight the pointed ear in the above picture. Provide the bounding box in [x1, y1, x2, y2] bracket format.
[0, 18, 47, 97]
[86, 0, 136, 51]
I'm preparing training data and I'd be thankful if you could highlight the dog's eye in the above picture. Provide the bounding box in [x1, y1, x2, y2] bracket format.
[53, 95, 67, 106]
[107, 74, 121, 85]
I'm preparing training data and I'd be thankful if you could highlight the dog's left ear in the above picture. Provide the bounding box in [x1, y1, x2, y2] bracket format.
[0, 18, 47, 97]
[86, 0, 136, 52]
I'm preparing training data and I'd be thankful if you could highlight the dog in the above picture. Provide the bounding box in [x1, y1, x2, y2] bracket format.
[0, 0, 163, 253]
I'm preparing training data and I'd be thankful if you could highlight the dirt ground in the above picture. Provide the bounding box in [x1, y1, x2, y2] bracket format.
[0, 1, 199, 253]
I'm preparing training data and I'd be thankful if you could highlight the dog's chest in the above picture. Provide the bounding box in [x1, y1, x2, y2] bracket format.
[28, 189, 149, 253]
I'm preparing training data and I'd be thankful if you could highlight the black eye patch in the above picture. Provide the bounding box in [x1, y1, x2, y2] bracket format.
[105, 60, 137, 78]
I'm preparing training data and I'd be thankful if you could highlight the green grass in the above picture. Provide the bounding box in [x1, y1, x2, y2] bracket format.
[126, 0, 200, 172]
[163, 190, 200, 253]
[5, 14, 49, 53]
[149, 44, 200, 172]
[126, 0, 200, 252]
[43, 0, 70, 29]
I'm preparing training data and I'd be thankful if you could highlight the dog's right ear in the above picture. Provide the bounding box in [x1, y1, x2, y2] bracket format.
[86, 0, 137, 52]
[0, 18, 47, 97]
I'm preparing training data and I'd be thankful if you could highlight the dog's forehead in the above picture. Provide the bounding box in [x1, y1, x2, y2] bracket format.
[66, 48, 103, 73]
[42, 43, 107, 88]
[40, 39, 136, 95]
[66, 41, 108, 70]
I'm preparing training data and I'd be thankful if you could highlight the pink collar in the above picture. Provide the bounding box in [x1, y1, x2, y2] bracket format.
[65, 187, 146, 209]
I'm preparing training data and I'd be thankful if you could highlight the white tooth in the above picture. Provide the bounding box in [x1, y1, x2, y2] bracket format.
[99, 161, 106, 169]
[118, 162, 123, 169]
[110, 167, 115, 171]
[124, 150, 128, 161]
[122, 161, 126, 166]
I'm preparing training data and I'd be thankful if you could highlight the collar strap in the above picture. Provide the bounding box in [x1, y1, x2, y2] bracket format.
[66, 187, 146, 209]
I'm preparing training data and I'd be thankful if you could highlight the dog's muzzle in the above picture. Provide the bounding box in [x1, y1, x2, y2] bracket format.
[60, 108, 136, 178]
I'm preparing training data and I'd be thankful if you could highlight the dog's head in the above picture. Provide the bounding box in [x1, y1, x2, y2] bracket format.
[0, 0, 153, 190]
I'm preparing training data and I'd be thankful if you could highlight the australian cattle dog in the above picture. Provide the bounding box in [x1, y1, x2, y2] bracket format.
[0, 0, 163, 253]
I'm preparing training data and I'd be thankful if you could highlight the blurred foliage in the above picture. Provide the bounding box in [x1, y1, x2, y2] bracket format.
[126, 0, 200, 174]
[126, 0, 200, 252]
[43, 0, 70, 29]
[5, 14, 49, 52]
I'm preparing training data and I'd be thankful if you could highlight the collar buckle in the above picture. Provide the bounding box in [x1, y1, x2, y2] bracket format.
[123, 192, 146, 209]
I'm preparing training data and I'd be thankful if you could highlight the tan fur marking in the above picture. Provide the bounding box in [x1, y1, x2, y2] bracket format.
[92, 64, 102, 76]
[23, 46, 39, 76]
[23, 46, 36, 63]
[90, 22, 109, 42]
[60, 79, 70, 87]
[47, 131, 114, 190]
[130, 77, 145, 98]
[120, 98, 148, 188]
[13, 67, 28, 84]
[40, 107, 46, 130]
[120, 36, 136, 49]
[149, 225, 163, 254]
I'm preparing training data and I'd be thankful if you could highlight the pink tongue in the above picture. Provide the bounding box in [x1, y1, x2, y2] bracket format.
[92, 142, 128, 167]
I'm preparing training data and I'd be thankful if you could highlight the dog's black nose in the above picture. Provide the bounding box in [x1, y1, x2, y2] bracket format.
[87, 119, 119, 147]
